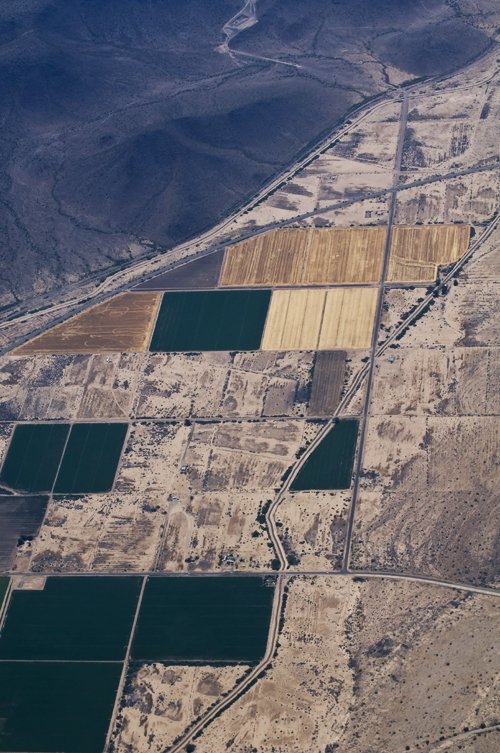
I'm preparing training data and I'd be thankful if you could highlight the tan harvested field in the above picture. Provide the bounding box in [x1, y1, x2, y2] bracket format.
[113, 664, 250, 753]
[220, 227, 386, 287]
[387, 224, 470, 282]
[188, 577, 500, 753]
[261, 287, 377, 351]
[13, 292, 161, 354]
[26, 494, 169, 573]
[307, 351, 346, 415]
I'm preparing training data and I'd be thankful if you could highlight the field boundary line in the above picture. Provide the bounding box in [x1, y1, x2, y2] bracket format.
[104, 574, 147, 753]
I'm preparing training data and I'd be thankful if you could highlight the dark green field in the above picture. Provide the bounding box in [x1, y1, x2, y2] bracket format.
[0, 661, 121, 752]
[291, 419, 359, 490]
[0, 424, 69, 493]
[149, 290, 271, 352]
[0, 578, 8, 609]
[53, 423, 128, 494]
[0, 576, 141, 660]
[132, 576, 274, 662]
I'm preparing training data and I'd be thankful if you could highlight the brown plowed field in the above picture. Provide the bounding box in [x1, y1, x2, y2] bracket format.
[388, 224, 470, 282]
[14, 292, 161, 354]
[261, 288, 377, 351]
[308, 351, 347, 415]
[219, 227, 386, 287]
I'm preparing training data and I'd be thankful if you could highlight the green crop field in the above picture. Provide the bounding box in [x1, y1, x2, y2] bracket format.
[53, 422, 128, 494]
[0, 424, 69, 493]
[149, 290, 271, 352]
[132, 576, 275, 662]
[291, 418, 359, 490]
[0, 576, 141, 661]
[0, 662, 121, 752]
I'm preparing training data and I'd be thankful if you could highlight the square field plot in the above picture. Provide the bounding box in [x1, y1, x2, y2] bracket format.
[0, 424, 69, 493]
[132, 576, 274, 662]
[292, 419, 359, 490]
[0, 662, 121, 753]
[54, 422, 128, 494]
[0, 576, 141, 660]
[149, 290, 270, 352]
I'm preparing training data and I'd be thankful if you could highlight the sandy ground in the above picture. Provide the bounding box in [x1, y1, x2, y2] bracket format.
[156, 576, 500, 753]
[112, 664, 250, 753]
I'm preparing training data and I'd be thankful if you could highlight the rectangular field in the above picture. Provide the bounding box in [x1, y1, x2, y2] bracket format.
[14, 292, 161, 355]
[0, 496, 48, 571]
[261, 288, 377, 350]
[53, 422, 128, 494]
[149, 290, 270, 352]
[136, 250, 224, 290]
[219, 227, 386, 287]
[0, 424, 69, 493]
[308, 351, 347, 416]
[0, 576, 141, 660]
[132, 576, 274, 662]
[291, 418, 359, 490]
[388, 224, 470, 282]
[0, 661, 121, 753]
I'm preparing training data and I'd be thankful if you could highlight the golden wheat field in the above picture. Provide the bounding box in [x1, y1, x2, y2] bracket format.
[261, 287, 377, 350]
[14, 292, 161, 354]
[388, 224, 470, 282]
[219, 227, 386, 287]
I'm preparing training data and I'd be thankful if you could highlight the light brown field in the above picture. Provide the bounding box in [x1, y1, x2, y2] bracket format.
[14, 292, 161, 354]
[261, 288, 377, 350]
[219, 227, 386, 287]
[388, 224, 470, 282]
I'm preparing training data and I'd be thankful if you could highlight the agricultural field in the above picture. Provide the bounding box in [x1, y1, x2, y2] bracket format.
[149, 290, 270, 352]
[261, 288, 378, 350]
[53, 422, 128, 494]
[0, 576, 141, 660]
[131, 576, 274, 662]
[219, 227, 386, 287]
[0, 496, 48, 571]
[0, 423, 69, 493]
[170, 576, 499, 753]
[14, 292, 161, 355]
[387, 224, 470, 282]
[0, 662, 122, 753]
[307, 351, 347, 416]
[291, 419, 359, 491]
[136, 250, 224, 290]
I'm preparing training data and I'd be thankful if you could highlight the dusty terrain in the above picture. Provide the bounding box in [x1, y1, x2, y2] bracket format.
[352, 235, 500, 587]
[139, 576, 499, 753]
[113, 664, 250, 753]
